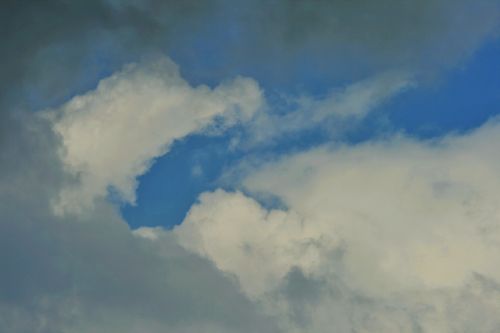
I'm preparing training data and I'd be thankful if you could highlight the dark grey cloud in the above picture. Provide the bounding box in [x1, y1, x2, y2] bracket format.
[0, 0, 214, 110]
[2, 0, 498, 103]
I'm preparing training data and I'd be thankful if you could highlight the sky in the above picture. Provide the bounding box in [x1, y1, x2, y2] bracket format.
[2, 1, 500, 332]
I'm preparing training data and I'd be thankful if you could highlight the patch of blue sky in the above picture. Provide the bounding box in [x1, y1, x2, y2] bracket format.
[387, 40, 500, 138]
[123, 131, 237, 229]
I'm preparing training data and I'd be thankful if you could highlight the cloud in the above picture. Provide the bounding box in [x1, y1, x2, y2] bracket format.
[223, 0, 500, 80]
[1, 1, 499, 332]
[175, 117, 500, 332]
[244, 71, 413, 147]
[1, 0, 498, 108]
[1, 0, 215, 110]
[47, 56, 262, 214]
[174, 189, 319, 298]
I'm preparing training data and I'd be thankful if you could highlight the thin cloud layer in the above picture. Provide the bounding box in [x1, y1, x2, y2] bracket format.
[245, 71, 413, 147]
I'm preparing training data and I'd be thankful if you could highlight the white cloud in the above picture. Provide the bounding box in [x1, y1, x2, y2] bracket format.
[295, 71, 413, 119]
[175, 118, 500, 332]
[241, 120, 500, 294]
[47, 56, 263, 214]
[175, 189, 323, 297]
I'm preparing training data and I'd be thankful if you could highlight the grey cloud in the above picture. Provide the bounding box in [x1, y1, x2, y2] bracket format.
[278, 267, 327, 328]
[2, 0, 498, 107]
[266, 262, 500, 332]
[0, 112, 279, 333]
[217, 0, 500, 82]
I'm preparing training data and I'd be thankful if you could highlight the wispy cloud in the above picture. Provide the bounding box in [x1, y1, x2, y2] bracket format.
[243, 71, 414, 147]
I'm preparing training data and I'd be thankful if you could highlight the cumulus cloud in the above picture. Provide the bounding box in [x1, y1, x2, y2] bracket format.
[47, 56, 262, 214]
[174, 190, 320, 298]
[175, 118, 500, 332]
